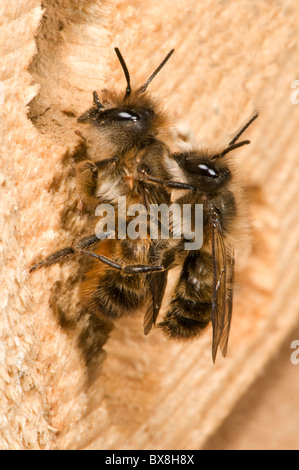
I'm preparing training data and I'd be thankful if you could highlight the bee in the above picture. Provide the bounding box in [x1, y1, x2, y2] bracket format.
[30, 47, 177, 325]
[156, 112, 259, 361]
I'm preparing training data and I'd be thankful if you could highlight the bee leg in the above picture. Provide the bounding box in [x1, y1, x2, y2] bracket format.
[73, 234, 101, 250]
[138, 170, 196, 192]
[123, 250, 175, 274]
[76, 160, 99, 198]
[124, 265, 164, 274]
[29, 247, 75, 273]
[79, 250, 165, 273]
[164, 181, 196, 191]
[76, 157, 118, 198]
[29, 234, 100, 273]
[79, 249, 175, 274]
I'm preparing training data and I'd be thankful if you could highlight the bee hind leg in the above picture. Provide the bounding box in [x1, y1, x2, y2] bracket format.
[79, 250, 165, 274]
[79, 249, 175, 274]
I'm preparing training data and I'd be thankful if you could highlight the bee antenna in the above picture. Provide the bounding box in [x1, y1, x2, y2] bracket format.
[212, 140, 251, 160]
[229, 111, 259, 145]
[93, 91, 103, 110]
[212, 111, 259, 160]
[139, 49, 175, 93]
[114, 47, 131, 99]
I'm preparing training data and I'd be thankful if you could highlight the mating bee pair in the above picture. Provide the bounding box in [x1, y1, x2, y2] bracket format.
[30, 48, 258, 362]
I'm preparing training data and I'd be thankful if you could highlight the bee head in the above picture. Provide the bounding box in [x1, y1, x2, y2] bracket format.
[77, 48, 174, 150]
[172, 112, 259, 193]
[173, 151, 232, 193]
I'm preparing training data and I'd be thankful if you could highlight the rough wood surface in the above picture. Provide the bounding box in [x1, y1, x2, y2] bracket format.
[1, 0, 299, 450]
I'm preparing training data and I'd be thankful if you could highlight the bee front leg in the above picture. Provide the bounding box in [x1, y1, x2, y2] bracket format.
[76, 156, 118, 199]
[138, 170, 196, 192]
[76, 160, 99, 199]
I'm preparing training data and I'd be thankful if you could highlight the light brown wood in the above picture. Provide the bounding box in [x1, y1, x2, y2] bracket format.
[1, 0, 299, 450]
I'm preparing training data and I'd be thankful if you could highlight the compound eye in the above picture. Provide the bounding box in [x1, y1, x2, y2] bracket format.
[111, 109, 140, 121]
[183, 160, 219, 178]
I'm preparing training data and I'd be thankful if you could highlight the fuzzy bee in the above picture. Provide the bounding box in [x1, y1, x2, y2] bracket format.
[30, 48, 177, 324]
[155, 113, 259, 361]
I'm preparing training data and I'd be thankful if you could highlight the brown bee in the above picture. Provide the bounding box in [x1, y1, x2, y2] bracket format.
[159, 113, 259, 361]
[30, 48, 177, 325]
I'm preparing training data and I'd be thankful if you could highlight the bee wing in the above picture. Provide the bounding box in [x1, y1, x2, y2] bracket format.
[210, 209, 234, 362]
[144, 271, 168, 335]
[219, 252, 234, 358]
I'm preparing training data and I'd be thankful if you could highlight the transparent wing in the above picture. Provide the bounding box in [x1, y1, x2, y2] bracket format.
[144, 271, 168, 335]
[219, 253, 234, 358]
[210, 209, 234, 362]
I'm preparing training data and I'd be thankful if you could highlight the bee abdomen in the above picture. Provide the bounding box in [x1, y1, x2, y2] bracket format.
[158, 297, 211, 340]
[82, 270, 147, 321]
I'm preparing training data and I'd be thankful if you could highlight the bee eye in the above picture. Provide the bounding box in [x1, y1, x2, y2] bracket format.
[110, 109, 140, 121]
[183, 161, 219, 178]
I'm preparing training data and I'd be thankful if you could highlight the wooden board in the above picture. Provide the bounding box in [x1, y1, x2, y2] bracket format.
[1, 0, 299, 450]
